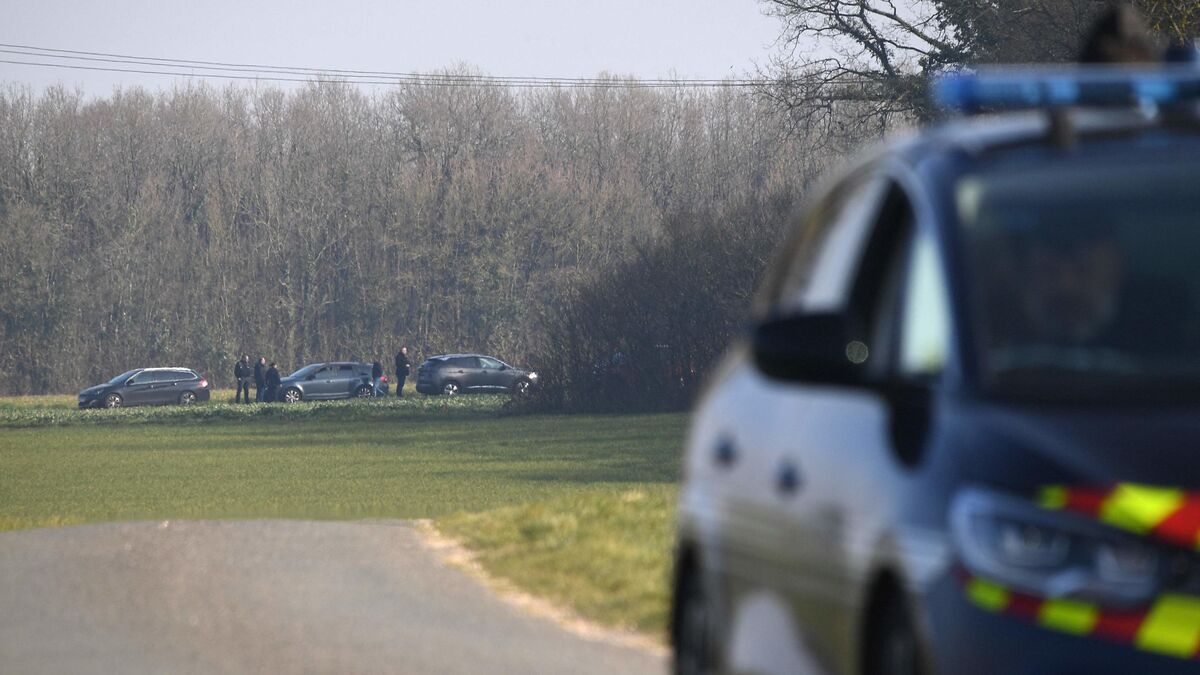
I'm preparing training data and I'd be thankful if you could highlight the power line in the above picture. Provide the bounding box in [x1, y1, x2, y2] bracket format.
[0, 42, 766, 88]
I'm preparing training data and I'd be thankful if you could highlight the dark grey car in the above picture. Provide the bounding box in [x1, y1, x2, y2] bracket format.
[78, 368, 212, 409]
[276, 362, 388, 403]
[416, 354, 538, 396]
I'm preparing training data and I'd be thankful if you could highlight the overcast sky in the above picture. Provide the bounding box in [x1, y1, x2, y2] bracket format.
[1, 0, 783, 96]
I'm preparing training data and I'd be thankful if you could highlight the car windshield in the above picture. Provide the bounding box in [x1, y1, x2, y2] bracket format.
[958, 150, 1200, 400]
[288, 364, 321, 379]
[107, 370, 140, 384]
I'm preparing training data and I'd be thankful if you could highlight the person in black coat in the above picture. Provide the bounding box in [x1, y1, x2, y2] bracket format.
[264, 362, 281, 403]
[394, 346, 411, 398]
[254, 357, 266, 402]
[234, 354, 253, 404]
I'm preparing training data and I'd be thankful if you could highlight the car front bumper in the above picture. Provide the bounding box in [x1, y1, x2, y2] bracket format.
[921, 574, 1200, 674]
[78, 395, 102, 409]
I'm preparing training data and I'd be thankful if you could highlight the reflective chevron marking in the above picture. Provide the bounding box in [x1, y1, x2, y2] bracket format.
[959, 573, 1200, 660]
[1038, 484, 1200, 550]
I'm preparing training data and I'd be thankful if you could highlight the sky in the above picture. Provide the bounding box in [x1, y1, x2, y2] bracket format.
[1, 0, 783, 96]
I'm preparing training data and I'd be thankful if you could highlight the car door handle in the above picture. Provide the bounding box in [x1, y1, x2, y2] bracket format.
[776, 462, 802, 496]
[713, 438, 737, 467]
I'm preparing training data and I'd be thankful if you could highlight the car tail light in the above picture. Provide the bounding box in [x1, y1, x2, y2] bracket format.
[199, 379, 208, 388]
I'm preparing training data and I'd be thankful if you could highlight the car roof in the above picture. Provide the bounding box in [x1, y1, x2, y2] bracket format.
[883, 108, 1167, 166]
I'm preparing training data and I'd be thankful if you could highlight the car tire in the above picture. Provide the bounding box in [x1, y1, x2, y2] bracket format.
[354, 385, 373, 398]
[864, 588, 925, 675]
[178, 391, 197, 405]
[442, 381, 460, 397]
[103, 393, 123, 409]
[512, 378, 532, 397]
[672, 562, 716, 675]
[282, 388, 303, 404]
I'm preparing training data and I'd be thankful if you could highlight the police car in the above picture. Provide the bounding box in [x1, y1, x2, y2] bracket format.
[672, 67, 1200, 674]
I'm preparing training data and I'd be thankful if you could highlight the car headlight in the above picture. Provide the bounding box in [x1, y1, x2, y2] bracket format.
[951, 489, 1162, 606]
[528, 372, 538, 381]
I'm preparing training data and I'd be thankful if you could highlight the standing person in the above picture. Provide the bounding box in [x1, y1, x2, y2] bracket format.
[234, 354, 253, 404]
[394, 346, 411, 398]
[265, 362, 281, 403]
[254, 357, 267, 402]
[372, 360, 384, 397]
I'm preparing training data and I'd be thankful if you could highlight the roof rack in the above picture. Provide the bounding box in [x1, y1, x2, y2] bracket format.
[934, 66, 1200, 115]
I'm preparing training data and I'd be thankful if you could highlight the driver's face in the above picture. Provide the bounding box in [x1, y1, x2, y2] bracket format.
[1022, 238, 1124, 341]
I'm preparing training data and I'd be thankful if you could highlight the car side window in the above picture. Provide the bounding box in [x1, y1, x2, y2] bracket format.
[770, 173, 888, 314]
[127, 372, 146, 385]
[338, 365, 356, 377]
[480, 357, 503, 370]
[898, 228, 951, 378]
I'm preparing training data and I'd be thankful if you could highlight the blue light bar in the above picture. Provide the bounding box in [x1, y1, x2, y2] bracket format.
[934, 67, 1200, 114]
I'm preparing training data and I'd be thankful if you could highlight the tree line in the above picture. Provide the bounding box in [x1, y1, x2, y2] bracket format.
[0, 78, 818, 396]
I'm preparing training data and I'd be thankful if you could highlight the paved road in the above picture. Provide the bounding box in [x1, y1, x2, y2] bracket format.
[0, 520, 665, 675]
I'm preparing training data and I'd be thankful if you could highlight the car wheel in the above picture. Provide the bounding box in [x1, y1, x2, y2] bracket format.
[513, 379, 532, 397]
[355, 385, 373, 398]
[864, 589, 925, 675]
[178, 391, 197, 405]
[103, 393, 123, 409]
[282, 388, 303, 404]
[442, 381, 460, 397]
[672, 562, 716, 675]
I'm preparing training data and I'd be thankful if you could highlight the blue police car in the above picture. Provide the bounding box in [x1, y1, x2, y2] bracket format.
[672, 67, 1200, 674]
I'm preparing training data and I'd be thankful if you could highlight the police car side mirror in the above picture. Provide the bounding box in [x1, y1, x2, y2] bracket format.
[751, 312, 871, 385]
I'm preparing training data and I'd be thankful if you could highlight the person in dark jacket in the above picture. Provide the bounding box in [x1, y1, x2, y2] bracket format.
[264, 362, 281, 403]
[394, 346, 411, 398]
[254, 357, 267, 402]
[234, 354, 253, 404]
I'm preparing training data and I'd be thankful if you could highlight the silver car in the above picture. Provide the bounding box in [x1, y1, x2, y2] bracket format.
[276, 362, 387, 403]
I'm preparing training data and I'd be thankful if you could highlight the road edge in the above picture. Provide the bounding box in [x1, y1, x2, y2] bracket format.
[413, 519, 670, 660]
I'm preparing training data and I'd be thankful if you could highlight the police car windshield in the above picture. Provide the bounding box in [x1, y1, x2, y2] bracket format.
[959, 150, 1200, 399]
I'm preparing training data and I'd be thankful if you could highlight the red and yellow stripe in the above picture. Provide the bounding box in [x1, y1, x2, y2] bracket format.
[1039, 484, 1200, 550]
[962, 574, 1200, 659]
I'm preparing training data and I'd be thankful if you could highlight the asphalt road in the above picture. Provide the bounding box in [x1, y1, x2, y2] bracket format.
[0, 520, 665, 675]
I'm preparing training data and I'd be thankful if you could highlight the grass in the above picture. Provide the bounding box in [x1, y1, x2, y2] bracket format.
[438, 487, 677, 636]
[0, 393, 688, 636]
[0, 388, 507, 428]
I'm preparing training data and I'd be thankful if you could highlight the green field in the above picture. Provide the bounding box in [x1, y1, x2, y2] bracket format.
[0, 395, 686, 634]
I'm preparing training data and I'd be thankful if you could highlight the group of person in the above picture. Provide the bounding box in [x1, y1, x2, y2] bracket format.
[233, 356, 282, 403]
[230, 346, 413, 403]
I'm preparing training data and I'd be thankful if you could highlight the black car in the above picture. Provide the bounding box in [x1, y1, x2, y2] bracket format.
[416, 354, 538, 396]
[79, 368, 211, 409]
[672, 68, 1200, 675]
[276, 362, 389, 403]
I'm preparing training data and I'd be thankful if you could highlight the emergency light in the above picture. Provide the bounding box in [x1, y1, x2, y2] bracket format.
[934, 67, 1200, 114]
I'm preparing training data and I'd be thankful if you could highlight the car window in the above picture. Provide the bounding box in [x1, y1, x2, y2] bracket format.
[155, 371, 181, 383]
[898, 228, 951, 378]
[847, 180, 922, 377]
[480, 357, 503, 370]
[769, 173, 887, 314]
[451, 357, 477, 368]
[338, 365, 357, 378]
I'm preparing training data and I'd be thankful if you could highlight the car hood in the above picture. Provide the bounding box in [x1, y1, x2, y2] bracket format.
[79, 384, 109, 396]
[947, 400, 1200, 492]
